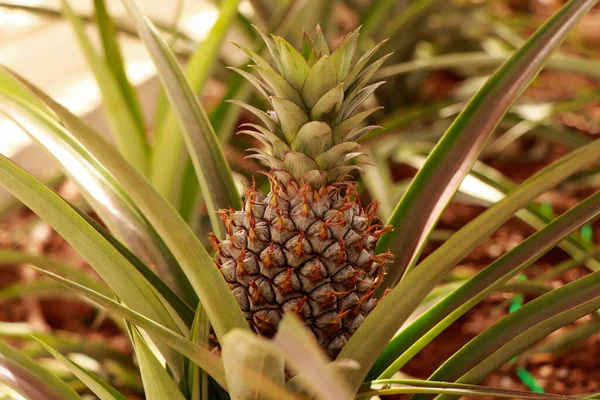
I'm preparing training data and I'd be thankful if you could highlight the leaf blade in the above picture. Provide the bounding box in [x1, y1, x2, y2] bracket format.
[36, 338, 128, 400]
[60, 0, 148, 174]
[341, 134, 600, 389]
[120, 0, 241, 237]
[377, 0, 599, 288]
[0, 339, 81, 400]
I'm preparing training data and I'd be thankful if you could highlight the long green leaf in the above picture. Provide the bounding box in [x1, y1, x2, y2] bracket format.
[182, 306, 211, 400]
[359, 379, 580, 399]
[394, 146, 600, 272]
[0, 67, 195, 306]
[60, 0, 148, 174]
[36, 339, 128, 400]
[0, 339, 81, 400]
[0, 323, 131, 366]
[375, 51, 600, 81]
[0, 249, 109, 297]
[274, 315, 353, 400]
[428, 267, 600, 400]
[130, 327, 187, 400]
[120, 0, 241, 238]
[0, 153, 184, 371]
[222, 330, 286, 400]
[74, 210, 195, 325]
[150, 0, 240, 209]
[94, 0, 145, 133]
[34, 268, 228, 389]
[377, 0, 598, 289]
[340, 134, 600, 389]
[0, 70, 247, 338]
[370, 189, 600, 379]
[36, 268, 303, 400]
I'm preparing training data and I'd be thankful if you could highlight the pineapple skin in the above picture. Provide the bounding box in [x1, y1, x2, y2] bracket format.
[210, 26, 393, 357]
[210, 171, 392, 357]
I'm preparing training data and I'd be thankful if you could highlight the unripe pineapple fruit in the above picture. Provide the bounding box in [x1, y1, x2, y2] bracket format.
[209, 26, 393, 358]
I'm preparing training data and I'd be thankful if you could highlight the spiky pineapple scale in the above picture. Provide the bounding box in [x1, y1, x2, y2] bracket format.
[211, 26, 392, 357]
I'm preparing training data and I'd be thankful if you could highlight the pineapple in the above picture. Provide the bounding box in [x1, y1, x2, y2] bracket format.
[209, 26, 393, 357]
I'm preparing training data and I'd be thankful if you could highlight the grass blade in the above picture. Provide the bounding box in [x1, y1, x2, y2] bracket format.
[222, 330, 286, 400]
[377, 0, 599, 288]
[375, 51, 600, 81]
[0, 249, 110, 297]
[0, 76, 248, 339]
[0, 154, 184, 370]
[360, 379, 580, 399]
[0, 339, 81, 400]
[94, 0, 145, 133]
[150, 0, 240, 209]
[130, 327, 187, 400]
[370, 189, 600, 379]
[120, 0, 241, 238]
[0, 78, 195, 306]
[34, 268, 228, 388]
[428, 265, 600, 400]
[36, 339, 128, 400]
[340, 134, 600, 389]
[60, 0, 148, 174]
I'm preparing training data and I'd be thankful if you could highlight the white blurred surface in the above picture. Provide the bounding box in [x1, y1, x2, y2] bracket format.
[0, 0, 222, 152]
[0, 0, 222, 204]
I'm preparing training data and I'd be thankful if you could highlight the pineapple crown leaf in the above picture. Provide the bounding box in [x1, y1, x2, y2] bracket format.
[231, 26, 389, 185]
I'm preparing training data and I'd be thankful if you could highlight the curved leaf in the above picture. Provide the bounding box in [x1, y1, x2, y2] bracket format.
[130, 327, 187, 400]
[0, 339, 81, 400]
[0, 70, 248, 339]
[120, 0, 241, 238]
[60, 0, 148, 174]
[394, 147, 600, 272]
[222, 330, 286, 400]
[0, 153, 185, 371]
[428, 268, 600, 400]
[274, 315, 353, 400]
[150, 0, 240, 209]
[75, 210, 195, 325]
[376, 0, 598, 289]
[36, 339, 128, 400]
[34, 268, 228, 389]
[0, 68, 196, 306]
[340, 134, 600, 389]
[371, 189, 600, 379]
[359, 379, 580, 399]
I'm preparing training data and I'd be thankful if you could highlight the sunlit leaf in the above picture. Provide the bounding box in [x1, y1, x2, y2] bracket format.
[36, 339, 128, 400]
[0, 339, 81, 400]
[60, 0, 148, 174]
[120, 0, 241, 238]
[377, 0, 599, 291]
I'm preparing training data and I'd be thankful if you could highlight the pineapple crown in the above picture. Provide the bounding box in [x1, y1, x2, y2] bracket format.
[229, 25, 390, 187]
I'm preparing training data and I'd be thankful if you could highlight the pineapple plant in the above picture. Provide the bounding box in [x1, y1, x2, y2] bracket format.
[0, 0, 599, 399]
[209, 27, 393, 357]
